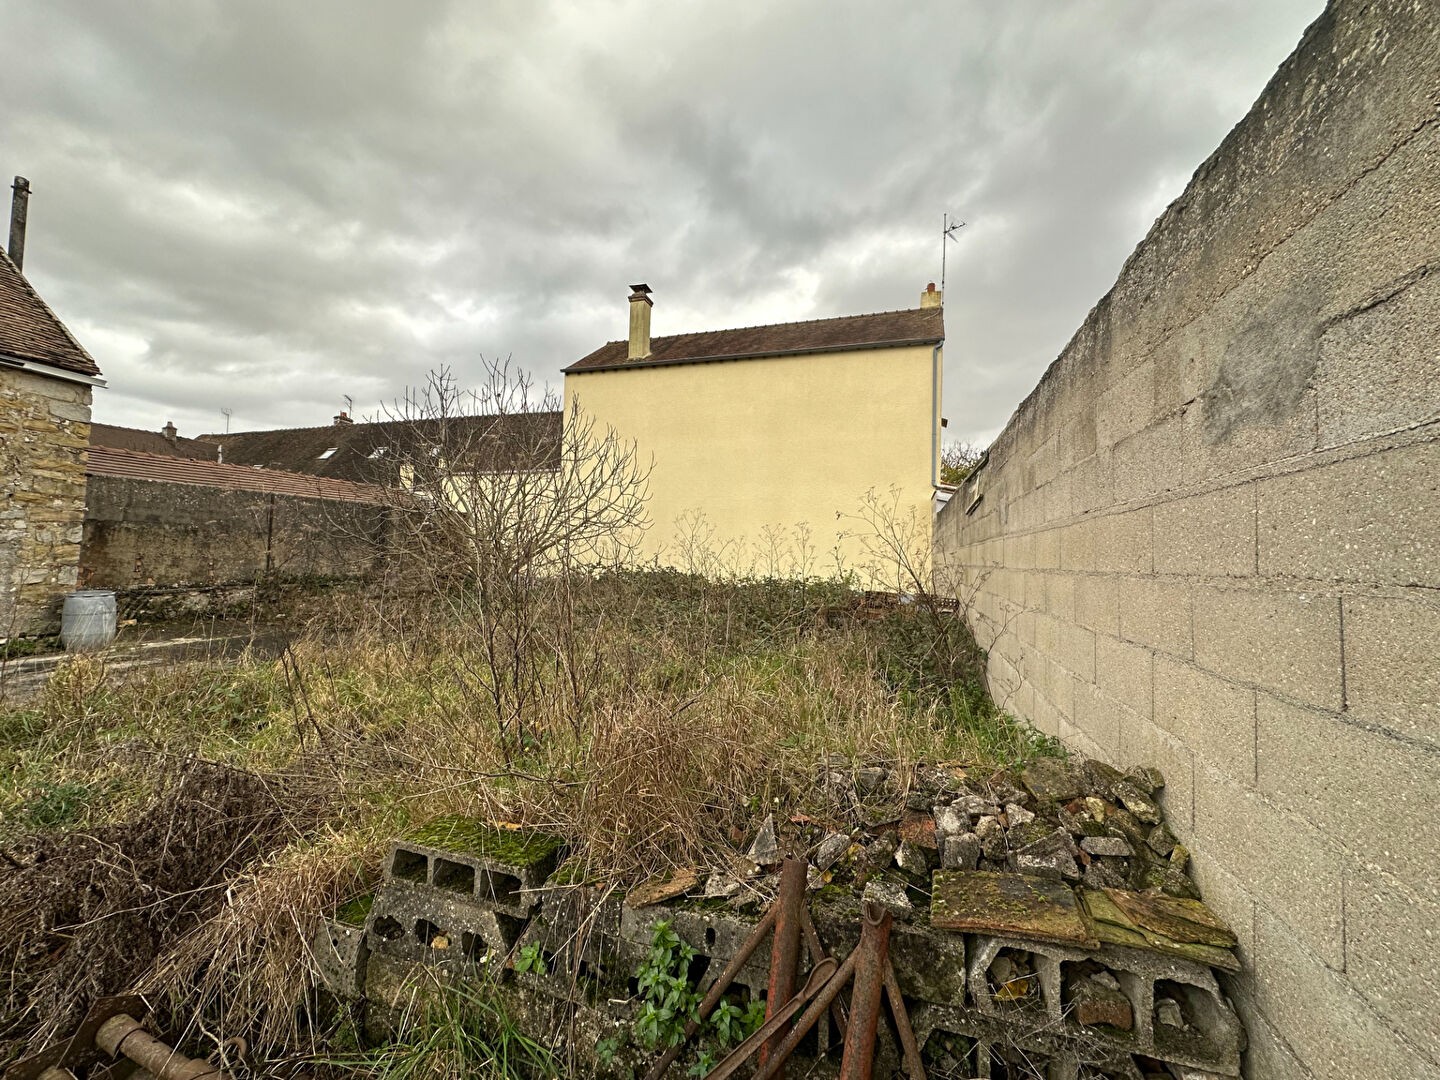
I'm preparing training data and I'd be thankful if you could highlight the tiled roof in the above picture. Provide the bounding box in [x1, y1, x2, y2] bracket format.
[90, 423, 220, 461]
[201, 412, 562, 484]
[0, 248, 101, 377]
[86, 446, 389, 503]
[563, 306, 943, 374]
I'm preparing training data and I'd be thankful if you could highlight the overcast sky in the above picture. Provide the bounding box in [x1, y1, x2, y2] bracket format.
[4, 1, 1323, 445]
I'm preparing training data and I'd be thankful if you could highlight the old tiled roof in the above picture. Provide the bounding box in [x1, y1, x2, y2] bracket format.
[86, 446, 388, 503]
[563, 306, 944, 374]
[90, 423, 220, 462]
[0, 249, 101, 377]
[200, 411, 562, 485]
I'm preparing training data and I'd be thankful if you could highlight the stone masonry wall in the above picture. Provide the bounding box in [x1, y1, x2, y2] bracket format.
[933, 3, 1440, 1077]
[81, 475, 393, 592]
[0, 368, 91, 638]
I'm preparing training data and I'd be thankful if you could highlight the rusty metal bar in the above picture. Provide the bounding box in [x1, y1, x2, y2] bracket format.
[704, 958, 838, 1080]
[759, 857, 807, 1077]
[838, 903, 892, 1080]
[641, 903, 779, 1080]
[95, 1016, 226, 1080]
[800, 903, 848, 1041]
[750, 948, 859, 1080]
[883, 961, 926, 1080]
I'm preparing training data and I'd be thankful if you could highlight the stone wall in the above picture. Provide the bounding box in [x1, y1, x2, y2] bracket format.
[933, 2, 1440, 1077]
[81, 475, 392, 595]
[0, 368, 91, 637]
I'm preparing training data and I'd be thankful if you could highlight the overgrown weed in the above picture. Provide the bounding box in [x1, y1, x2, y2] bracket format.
[0, 570, 1055, 1063]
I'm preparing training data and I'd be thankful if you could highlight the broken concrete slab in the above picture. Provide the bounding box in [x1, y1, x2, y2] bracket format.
[931, 871, 1098, 947]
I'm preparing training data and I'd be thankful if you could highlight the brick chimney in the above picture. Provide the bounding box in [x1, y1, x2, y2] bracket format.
[628, 283, 653, 360]
[162, 421, 177, 443]
[333, 411, 354, 425]
[8, 177, 30, 273]
[921, 281, 942, 309]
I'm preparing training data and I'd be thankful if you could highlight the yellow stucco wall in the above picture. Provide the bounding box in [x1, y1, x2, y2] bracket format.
[563, 343, 939, 579]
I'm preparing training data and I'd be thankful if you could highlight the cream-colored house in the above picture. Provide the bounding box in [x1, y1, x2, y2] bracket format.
[562, 284, 944, 579]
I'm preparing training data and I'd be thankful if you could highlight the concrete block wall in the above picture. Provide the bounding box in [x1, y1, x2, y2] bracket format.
[80, 475, 392, 592]
[0, 368, 92, 637]
[934, 2, 1440, 1076]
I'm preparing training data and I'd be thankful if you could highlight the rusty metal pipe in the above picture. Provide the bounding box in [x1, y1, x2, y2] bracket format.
[800, 904, 848, 1040]
[883, 961, 926, 1080]
[759, 857, 807, 1077]
[704, 958, 837, 1080]
[750, 948, 859, 1080]
[838, 903, 892, 1080]
[641, 904, 779, 1080]
[95, 1016, 226, 1080]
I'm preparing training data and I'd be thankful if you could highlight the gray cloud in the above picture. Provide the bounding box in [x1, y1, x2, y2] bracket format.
[2, 0, 1323, 443]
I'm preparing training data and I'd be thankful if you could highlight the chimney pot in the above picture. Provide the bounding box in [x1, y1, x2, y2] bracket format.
[921, 282, 943, 309]
[627, 283, 653, 360]
[334, 411, 354, 426]
[8, 176, 30, 273]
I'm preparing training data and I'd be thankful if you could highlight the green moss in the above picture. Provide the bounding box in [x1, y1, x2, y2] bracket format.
[406, 815, 564, 869]
[335, 893, 375, 927]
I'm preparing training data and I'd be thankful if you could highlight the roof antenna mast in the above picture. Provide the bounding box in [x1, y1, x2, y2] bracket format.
[220, 407, 232, 434]
[941, 212, 965, 293]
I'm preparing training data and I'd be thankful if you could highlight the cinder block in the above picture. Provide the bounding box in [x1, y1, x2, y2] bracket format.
[311, 915, 370, 999]
[1256, 694, 1440, 892]
[1028, 570, 1075, 620]
[1153, 655, 1256, 782]
[1112, 415, 1183, 505]
[1343, 592, 1440, 747]
[1061, 515, 1102, 572]
[385, 821, 564, 918]
[1315, 255, 1440, 445]
[1058, 623, 1096, 681]
[1343, 867, 1440, 1062]
[1239, 1010, 1319, 1080]
[1153, 485, 1256, 578]
[1118, 577, 1193, 660]
[1095, 634, 1154, 719]
[1179, 394, 1318, 488]
[1075, 574, 1121, 637]
[1097, 358, 1159, 450]
[1257, 442, 1440, 588]
[1192, 586, 1341, 709]
[965, 933, 1243, 1075]
[1096, 510, 1153, 575]
[1034, 527, 1063, 570]
[1074, 679, 1132, 757]
[1247, 906, 1440, 1080]
[363, 881, 526, 989]
[1192, 768, 1344, 967]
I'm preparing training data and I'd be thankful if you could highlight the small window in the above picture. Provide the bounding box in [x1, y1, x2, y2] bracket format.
[368, 446, 389, 459]
[318, 447, 338, 460]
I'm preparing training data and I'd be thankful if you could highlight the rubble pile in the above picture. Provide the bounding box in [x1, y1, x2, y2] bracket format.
[314, 753, 1247, 1079]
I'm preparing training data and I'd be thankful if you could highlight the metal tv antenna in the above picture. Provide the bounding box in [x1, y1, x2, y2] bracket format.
[220, 407, 232, 434]
[941, 212, 965, 292]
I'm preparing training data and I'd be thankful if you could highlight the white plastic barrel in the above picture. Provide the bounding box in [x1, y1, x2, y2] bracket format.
[60, 589, 118, 652]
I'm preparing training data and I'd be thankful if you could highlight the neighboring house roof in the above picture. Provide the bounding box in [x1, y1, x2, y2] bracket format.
[563, 306, 944, 374]
[86, 445, 388, 504]
[90, 423, 220, 461]
[0, 248, 102, 378]
[199, 411, 563, 485]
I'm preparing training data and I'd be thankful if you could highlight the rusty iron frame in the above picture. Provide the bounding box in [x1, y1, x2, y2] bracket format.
[4, 998, 229, 1080]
